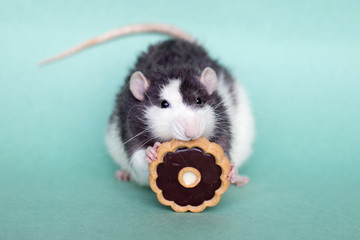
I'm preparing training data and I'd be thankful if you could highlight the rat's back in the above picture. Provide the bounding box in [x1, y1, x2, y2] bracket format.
[135, 39, 213, 72]
[132, 40, 234, 85]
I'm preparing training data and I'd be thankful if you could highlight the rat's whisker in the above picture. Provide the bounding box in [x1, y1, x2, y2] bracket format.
[123, 128, 151, 145]
[212, 90, 239, 110]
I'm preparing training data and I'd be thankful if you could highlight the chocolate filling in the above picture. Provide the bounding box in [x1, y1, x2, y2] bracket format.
[156, 147, 222, 207]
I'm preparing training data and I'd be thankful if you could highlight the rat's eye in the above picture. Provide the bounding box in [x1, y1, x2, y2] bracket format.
[161, 100, 170, 108]
[196, 97, 202, 105]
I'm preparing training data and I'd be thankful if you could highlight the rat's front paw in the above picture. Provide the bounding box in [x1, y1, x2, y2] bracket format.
[146, 142, 161, 163]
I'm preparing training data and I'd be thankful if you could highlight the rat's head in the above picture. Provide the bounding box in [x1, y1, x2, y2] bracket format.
[130, 67, 218, 141]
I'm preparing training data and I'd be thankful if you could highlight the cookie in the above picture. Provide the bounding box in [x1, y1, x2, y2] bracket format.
[149, 137, 231, 212]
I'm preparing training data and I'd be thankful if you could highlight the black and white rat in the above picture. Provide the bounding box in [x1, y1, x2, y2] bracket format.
[41, 24, 255, 187]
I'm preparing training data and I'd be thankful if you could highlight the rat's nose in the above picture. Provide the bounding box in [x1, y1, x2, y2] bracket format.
[185, 126, 199, 139]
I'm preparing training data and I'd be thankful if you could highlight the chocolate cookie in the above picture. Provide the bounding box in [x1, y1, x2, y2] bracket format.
[149, 137, 231, 212]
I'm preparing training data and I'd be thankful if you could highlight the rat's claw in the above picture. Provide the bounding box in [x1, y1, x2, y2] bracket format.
[231, 175, 250, 187]
[146, 147, 157, 163]
[227, 162, 250, 187]
[115, 169, 131, 181]
[146, 142, 161, 163]
[153, 142, 161, 151]
[146, 155, 155, 163]
[227, 162, 236, 181]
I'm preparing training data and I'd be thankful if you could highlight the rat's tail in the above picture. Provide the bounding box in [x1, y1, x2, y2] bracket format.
[39, 23, 196, 66]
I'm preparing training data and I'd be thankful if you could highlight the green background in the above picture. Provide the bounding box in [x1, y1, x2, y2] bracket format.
[1, 0, 359, 239]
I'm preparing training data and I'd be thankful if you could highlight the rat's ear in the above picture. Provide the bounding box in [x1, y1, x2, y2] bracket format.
[199, 67, 218, 95]
[130, 71, 150, 101]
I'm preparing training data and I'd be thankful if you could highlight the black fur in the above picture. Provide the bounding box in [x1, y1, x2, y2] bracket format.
[112, 39, 235, 158]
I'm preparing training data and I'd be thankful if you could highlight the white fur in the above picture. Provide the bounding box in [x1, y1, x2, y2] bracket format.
[128, 149, 149, 185]
[145, 80, 216, 141]
[106, 76, 255, 186]
[105, 119, 149, 185]
[216, 74, 255, 168]
[230, 85, 255, 168]
[106, 120, 128, 171]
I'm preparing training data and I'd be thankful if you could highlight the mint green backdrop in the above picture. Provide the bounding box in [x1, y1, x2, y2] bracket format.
[1, 1, 359, 239]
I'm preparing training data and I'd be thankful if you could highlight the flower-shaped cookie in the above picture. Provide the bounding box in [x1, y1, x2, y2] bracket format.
[149, 137, 231, 212]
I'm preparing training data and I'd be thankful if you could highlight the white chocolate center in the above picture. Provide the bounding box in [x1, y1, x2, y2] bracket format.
[182, 171, 197, 186]
[178, 167, 201, 188]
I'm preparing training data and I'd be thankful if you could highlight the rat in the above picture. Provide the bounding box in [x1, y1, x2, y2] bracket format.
[40, 23, 255, 187]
